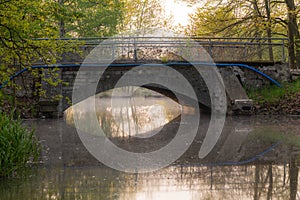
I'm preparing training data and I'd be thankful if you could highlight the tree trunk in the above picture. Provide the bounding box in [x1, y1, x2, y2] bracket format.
[58, 0, 65, 38]
[264, 0, 274, 62]
[289, 156, 299, 200]
[252, 0, 263, 60]
[296, 38, 300, 69]
[267, 164, 273, 200]
[254, 165, 260, 200]
[285, 0, 300, 69]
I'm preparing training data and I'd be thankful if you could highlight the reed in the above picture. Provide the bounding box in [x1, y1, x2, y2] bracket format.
[0, 112, 39, 177]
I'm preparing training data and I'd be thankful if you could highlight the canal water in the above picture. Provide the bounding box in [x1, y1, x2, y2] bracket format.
[1, 88, 300, 199]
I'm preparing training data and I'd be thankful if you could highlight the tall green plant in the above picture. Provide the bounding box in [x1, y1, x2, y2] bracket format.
[0, 112, 39, 177]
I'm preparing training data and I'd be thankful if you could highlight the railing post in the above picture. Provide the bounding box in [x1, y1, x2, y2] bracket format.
[258, 38, 262, 61]
[282, 38, 286, 63]
[127, 37, 130, 59]
[133, 37, 137, 62]
[267, 38, 274, 62]
[208, 38, 213, 58]
[112, 38, 115, 60]
[243, 45, 247, 62]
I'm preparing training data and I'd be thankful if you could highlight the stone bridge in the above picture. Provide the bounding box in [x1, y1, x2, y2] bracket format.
[31, 37, 290, 116]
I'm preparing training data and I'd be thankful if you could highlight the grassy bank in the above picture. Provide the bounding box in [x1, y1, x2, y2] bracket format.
[247, 79, 300, 115]
[0, 112, 40, 177]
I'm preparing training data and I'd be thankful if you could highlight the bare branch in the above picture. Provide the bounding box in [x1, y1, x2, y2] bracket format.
[270, 1, 285, 5]
[211, 16, 253, 35]
[273, 17, 288, 25]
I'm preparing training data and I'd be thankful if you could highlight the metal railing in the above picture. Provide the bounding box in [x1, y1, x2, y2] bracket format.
[35, 37, 288, 64]
[74, 37, 288, 63]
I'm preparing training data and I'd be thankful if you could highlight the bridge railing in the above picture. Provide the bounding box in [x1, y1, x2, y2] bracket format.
[194, 37, 288, 63]
[73, 37, 288, 64]
[34, 37, 288, 64]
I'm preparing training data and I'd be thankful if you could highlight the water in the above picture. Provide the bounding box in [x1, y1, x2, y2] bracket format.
[1, 89, 300, 200]
[1, 164, 296, 200]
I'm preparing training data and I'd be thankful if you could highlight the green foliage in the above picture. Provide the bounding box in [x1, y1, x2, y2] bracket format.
[190, 1, 268, 36]
[0, 0, 74, 72]
[186, 0, 298, 38]
[186, 0, 300, 67]
[295, 38, 300, 51]
[119, 0, 170, 34]
[0, 112, 40, 177]
[188, 6, 241, 37]
[0, 0, 82, 113]
[247, 79, 300, 104]
[59, 0, 124, 37]
[160, 56, 169, 63]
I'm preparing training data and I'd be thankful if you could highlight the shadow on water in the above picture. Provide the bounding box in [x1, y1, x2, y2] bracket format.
[1, 88, 300, 199]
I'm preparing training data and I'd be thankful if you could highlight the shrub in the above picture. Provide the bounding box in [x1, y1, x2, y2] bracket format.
[0, 112, 39, 177]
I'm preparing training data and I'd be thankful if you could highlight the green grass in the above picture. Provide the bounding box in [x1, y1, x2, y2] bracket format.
[0, 112, 40, 177]
[247, 79, 300, 104]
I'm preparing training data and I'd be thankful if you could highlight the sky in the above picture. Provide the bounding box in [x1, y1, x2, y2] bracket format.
[162, 0, 200, 27]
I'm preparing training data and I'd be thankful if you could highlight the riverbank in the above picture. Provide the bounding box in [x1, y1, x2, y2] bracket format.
[248, 79, 300, 115]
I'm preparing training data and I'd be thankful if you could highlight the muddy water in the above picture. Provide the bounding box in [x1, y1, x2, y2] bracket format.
[1, 91, 300, 200]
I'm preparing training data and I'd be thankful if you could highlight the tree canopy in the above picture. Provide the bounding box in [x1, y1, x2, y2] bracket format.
[118, 0, 169, 35]
[0, 0, 172, 113]
[57, 0, 124, 37]
[0, 0, 66, 78]
[186, 0, 300, 68]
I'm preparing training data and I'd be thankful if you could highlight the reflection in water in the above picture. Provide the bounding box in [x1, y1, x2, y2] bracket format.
[0, 163, 300, 200]
[3, 90, 300, 200]
[65, 87, 182, 138]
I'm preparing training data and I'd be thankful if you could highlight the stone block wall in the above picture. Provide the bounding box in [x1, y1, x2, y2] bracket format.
[30, 61, 290, 117]
[57, 62, 290, 114]
[61, 65, 211, 112]
[231, 63, 290, 89]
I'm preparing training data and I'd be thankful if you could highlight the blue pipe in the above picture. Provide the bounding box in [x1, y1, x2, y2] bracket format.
[166, 62, 282, 87]
[215, 63, 282, 87]
[172, 141, 280, 167]
[205, 142, 280, 166]
[0, 68, 29, 89]
[0, 62, 282, 89]
[0, 64, 80, 89]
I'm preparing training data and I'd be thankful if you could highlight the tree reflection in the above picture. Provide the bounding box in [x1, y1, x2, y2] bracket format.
[254, 165, 260, 200]
[65, 88, 181, 138]
[7, 106, 299, 199]
[267, 164, 273, 200]
[289, 155, 299, 200]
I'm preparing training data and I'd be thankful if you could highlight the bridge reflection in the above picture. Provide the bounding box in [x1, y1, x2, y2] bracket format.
[65, 87, 182, 138]
[5, 115, 300, 200]
[14, 102, 300, 199]
[64, 88, 281, 164]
